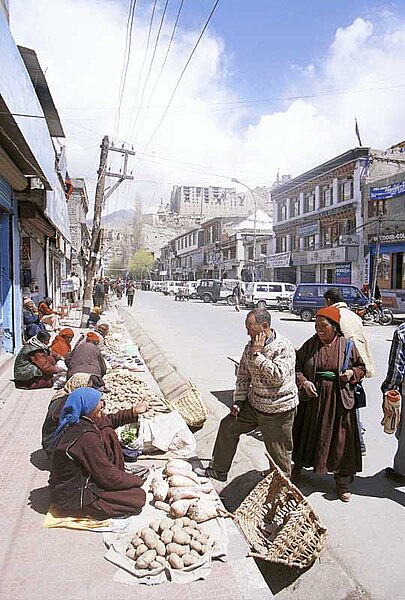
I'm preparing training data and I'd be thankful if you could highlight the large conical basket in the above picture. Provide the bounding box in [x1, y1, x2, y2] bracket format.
[167, 382, 208, 429]
[234, 455, 328, 569]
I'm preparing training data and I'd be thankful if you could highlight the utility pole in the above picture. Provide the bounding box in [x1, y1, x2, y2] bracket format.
[80, 138, 136, 326]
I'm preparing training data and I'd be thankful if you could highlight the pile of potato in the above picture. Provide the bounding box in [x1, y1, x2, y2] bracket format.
[103, 371, 170, 418]
[150, 459, 223, 523]
[126, 517, 210, 574]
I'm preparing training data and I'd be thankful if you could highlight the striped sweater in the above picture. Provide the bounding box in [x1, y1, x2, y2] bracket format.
[234, 332, 298, 414]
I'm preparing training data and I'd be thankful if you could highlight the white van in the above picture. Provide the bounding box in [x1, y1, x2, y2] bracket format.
[185, 280, 200, 299]
[162, 281, 181, 296]
[244, 281, 295, 308]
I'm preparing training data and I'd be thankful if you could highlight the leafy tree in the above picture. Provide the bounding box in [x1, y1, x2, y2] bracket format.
[127, 249, 154, 279]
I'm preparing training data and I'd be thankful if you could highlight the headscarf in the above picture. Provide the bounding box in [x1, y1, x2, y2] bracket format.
[86, 332, 99, 342]
[92, 307, 102, 315]
[96, 322, 109, 336]
[59, 328, 74, 339]
[27, 334, 49, 351]
[53, 387, 102, 440]
[50, 372, 92, 402]
[316, 306, 341, 326]
[23, 297, 33, 308]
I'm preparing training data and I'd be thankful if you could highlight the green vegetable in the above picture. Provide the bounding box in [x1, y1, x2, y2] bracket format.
[120, 428, 138, 444]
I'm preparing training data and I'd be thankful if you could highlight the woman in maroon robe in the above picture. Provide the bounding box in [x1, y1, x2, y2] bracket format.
[49, 388, 149, 518]
[292, 306, 366, 502]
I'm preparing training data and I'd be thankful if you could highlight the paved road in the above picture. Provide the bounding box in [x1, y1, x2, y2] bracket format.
[123, 291, 405, 600]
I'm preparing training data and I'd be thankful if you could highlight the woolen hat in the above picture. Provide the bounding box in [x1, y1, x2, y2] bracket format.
[316, 306, 341, 326]
[86, 332, 99, 342]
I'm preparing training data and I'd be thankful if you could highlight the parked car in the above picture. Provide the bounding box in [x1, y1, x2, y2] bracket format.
[196, 279, 243, 304]
[162, 281, 181, 296]
[244, 282, 295, 308]
[291, 283, 368, 321]
[185, 280, 200, 299]
[151, 281, 164, 292]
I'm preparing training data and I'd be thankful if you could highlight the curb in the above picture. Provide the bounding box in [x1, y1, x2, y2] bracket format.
[118, 307, 190, 401]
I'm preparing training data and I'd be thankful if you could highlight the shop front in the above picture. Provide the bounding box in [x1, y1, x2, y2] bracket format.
[267, 252, 296, 283]
[369, 233, 405, 313]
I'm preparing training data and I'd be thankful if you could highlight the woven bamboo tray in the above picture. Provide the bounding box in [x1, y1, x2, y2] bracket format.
[234, 455, 328, 569]
[167, 382, 209, 428]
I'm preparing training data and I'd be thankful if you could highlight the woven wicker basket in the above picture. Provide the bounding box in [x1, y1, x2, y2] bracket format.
[168, 382, 209, 428]
[234, 455, 328, 569]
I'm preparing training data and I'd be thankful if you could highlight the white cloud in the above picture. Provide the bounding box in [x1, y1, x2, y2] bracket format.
[8, 2, 405, 215]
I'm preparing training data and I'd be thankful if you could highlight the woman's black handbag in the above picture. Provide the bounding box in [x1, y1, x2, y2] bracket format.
[342, 339, 367, 408]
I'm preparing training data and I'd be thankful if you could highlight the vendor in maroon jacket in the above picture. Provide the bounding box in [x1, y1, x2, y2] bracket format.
[65, 331, 107, 383]
[49, 388, 148, 518]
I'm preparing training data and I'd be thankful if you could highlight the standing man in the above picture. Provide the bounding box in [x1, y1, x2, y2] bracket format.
[71, 272, 81, 303]
[381, 322, 405, 483]
[126, 281, 135, 307]
[93, 279, 105, 309]
[203, 308, 298, 480]
[324, 287, 374, 455]
[232, 280, 242, 312]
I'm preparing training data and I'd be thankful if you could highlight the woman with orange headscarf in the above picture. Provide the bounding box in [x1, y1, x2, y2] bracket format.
[292, 306, 366, 502]
[51, 328, 74, 358]
[65, 331, 107, 384]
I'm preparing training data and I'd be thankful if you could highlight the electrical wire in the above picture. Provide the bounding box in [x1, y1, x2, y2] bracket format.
[129, 0, 170, 141]
[134, 0, 185, 140]
[113, 0, 138, 139]
[136, 0, 222, 162]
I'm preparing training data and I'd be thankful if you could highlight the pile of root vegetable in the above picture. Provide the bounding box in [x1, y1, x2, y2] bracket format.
[102, 371, 170, 419]
[126, 517, 210, 574]
[150, 458, 224, 522]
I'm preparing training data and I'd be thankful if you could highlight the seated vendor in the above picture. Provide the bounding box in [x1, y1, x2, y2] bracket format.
[14, 330, 62, 389]
[23, 297, 46, 339]
[87, 306, 102, 328]
[65, 332, 107, 382]
[38, 297, 60, 330]
[49, 388, 148, 518]
[51, 328, 74, 358]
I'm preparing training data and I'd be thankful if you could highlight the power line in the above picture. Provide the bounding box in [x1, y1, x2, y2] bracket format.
[129, 0, 170, 141]
[113, 0, 138, 139]
[136, 0, 223, 168]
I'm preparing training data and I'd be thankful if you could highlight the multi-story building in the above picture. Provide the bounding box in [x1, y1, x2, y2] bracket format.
[170, 185, 252, 219]
[364, 166, 405, 313]
[67, 178, 90, 279]
[272, 148, 370, 285]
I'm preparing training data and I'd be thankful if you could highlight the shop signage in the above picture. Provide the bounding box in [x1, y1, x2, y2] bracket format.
[61, 278, 75, 293]
[192, 251, 204, 266]
[21, 237, 31, 261]
[370, 180, 405, 200]
[339, 234, 359, 246]
[266, 252, 291, 268]
[307, 246, 346, 265]
[297, 222, 320, 237]
[335, 262, 352, 284]
[159, 270, 167, 276]
[292, 251, 308, 266]
[370, 231, 405, 243]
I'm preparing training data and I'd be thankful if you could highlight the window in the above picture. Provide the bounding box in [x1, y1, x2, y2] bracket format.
[321, 185, 332, 208]
[278, 203, 287, 221]
[230, 247, 236, 259]
[248, 247, 253, 260]
[304, 191, 315, 213]
[304, 235, 315, 250]
[339, 178, 353, 202]
[297, 285, 318, 298]
[291, 197, 300, 217]
[256, 284, 268, 292]
[268, 285, 282, 293]
[192, 232, 196, 244]
[261, 244, 267, 256]
[290, 234, 299, 251]
[369, 200, 387, 217]
[321, 226, 332, 247]
[276, 236, 287, 253]
[285, 284, 295, 292]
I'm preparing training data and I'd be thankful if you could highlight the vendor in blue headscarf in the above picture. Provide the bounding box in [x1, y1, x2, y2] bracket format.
[49, 387, 149, 518]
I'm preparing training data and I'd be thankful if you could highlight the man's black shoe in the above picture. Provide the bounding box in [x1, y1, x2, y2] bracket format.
[204, 466, 228, 482]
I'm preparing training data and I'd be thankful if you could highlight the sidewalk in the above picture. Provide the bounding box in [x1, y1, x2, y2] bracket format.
[0, 309, 271, 600]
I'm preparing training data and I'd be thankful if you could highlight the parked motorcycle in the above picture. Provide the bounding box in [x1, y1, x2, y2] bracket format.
[277, 295, 292, 312]
[351, 299, 394, 326]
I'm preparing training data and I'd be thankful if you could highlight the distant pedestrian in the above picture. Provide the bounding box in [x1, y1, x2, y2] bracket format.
[381, 322, 405, 484]
[126, 282, 135, 307]
[93, 280, 105, 308]
[203, 308, 298, 480]
[233, 281, 242, 312]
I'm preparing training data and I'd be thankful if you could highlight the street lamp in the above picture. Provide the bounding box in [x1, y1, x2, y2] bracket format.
[231, 178, 257, 280]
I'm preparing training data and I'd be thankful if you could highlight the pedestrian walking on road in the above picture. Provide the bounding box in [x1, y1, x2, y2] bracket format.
[324, 287, 375, 455]
[232, 281, 242, 312]
[93, 280, 105, 309]
[126, 281, 135, 307]
[203, 308, 298, 480]
[381, 322, 405, 484]
[292, 306, 366, 502]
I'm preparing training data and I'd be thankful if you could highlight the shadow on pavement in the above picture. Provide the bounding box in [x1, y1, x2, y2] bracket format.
[211, 389, 234, 408]
[255, 559, 311, 595]
[28, 486, 50, 515]
[30, 448, 50, 471]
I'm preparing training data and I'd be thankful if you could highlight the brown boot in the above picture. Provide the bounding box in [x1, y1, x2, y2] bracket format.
[335, 475, 352, 502]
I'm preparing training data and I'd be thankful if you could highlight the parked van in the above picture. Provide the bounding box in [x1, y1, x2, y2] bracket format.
[244, 282, 295, 308]
[196, 279, 242, 303]
[186, 280, 200, 299]
[291, 283, 368, 321]
[162, 281, 180, 296]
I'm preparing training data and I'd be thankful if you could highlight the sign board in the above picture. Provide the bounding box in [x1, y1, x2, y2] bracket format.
[335, 262, 352, 284]
[339, 234, 359, 246]
[370, 231, 405, 243]
[307, 246, 346, 265]
[159, 271, 167, 276]
[297, 222, 320, 237]
[266, 252, 291, 268]
[370, 180, 405, 200]
[61, 278, 74, 293]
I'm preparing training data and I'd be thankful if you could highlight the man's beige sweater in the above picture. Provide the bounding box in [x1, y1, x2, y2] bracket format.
[234, 332, 298, 414]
